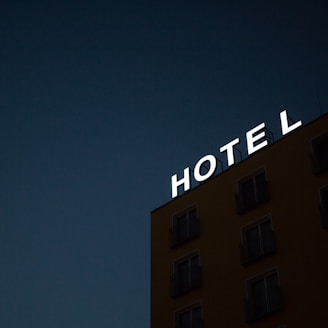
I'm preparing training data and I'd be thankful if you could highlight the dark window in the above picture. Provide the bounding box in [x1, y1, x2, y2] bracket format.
[237, 171, 269, 214]
[246, 271, 283, 322]
[320, 187, 328, 229]
[170, 207, 199, 248]
[312, 132, 328, 175]
[171, 253, 201, 297]
[241, 218, 276, 265]
[175, 305, 202, 328]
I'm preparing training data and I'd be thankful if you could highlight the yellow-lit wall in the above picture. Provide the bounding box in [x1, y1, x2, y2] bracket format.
[151, 114, 328, 327]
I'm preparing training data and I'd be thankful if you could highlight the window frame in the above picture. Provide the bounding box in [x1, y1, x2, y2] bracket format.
[236, 168, 269, 214]
[170, 205, 199, 248]
[245, 268, 283, 322]
[319, 185, 328, 229]
[311, 131, 328, 175]
[171, 250, 201, 298]
[240, 214, 276, 265]
[174, 302, 203, 328]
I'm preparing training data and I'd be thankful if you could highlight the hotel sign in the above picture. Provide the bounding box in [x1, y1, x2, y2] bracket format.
[171, 110, 302, 198]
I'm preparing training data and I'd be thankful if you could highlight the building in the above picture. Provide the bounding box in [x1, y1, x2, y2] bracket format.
[151, 113, 328, 328]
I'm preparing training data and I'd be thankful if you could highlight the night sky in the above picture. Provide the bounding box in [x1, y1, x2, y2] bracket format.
[1, 1, 328, 327]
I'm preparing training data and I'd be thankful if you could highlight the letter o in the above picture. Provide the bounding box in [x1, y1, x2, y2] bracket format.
[194, 155, 217, 182]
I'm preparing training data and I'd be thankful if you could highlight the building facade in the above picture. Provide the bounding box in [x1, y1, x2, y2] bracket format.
[151, 113, 328, 328]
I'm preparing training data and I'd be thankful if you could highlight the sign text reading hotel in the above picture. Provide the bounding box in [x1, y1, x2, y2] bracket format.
[171, 110, 302, 198]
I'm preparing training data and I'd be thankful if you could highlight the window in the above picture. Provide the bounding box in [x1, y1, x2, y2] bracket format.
[312, 132, 328, 175]
[170, 207, 199, 248]
[246, 270, 283, 322]
[320, 187, 328, 229]
[171, 253, 201, 297]
[236, 170, 269, 214]
[175, 304, 202, 328]
[241, 217, 276, 265]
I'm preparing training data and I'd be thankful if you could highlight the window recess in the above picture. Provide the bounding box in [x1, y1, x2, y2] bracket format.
[236, 170, 269, 214]
[311, 132, 328, 175]
[170, 207, 199, 248]
[171, 253, 201, 298]
[245, 270, 283, 322]
[240, 217, 276, 265]
[175, 304, 203, 328]
[320, 187, 328, 229]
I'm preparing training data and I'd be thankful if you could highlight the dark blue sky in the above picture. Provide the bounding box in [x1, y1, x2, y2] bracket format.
[1, 1, 327, 327]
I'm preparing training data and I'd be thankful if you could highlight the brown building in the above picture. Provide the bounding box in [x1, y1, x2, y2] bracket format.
[151, 113, 328, 328]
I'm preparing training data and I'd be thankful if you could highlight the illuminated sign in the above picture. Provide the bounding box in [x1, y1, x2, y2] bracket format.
[171, 110, 302, 198]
